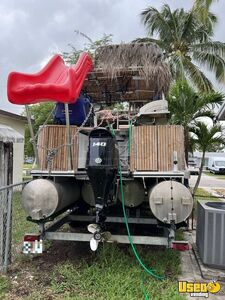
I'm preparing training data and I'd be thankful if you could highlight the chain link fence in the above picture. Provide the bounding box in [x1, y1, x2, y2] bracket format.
[0, 181, 29, 273]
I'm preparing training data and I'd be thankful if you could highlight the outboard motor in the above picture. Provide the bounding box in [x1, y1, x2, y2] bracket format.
[86, 128, 119, 224]
[86, 128, 119, 250]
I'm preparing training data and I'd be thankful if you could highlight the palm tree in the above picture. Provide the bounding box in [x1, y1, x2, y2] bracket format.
[168, 80, 223, 162]
[138, 4, 225, 91]
[190, 121, 225, 195]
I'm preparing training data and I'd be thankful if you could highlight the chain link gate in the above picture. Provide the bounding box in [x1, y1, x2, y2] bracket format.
[0, 123, 25, 273]
[0, 185, 12, 272]
[0, 182, 29, 273]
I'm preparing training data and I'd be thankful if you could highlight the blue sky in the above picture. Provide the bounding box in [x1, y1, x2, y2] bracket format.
[1, 0, 224, 114]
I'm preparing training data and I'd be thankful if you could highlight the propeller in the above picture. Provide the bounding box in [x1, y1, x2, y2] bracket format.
[87, 223, 100, 234]
[87, 224, 112, 251]
[90, 237, 99, 251]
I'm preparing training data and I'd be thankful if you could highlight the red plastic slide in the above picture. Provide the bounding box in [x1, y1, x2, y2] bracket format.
[7, 53, 93, 105]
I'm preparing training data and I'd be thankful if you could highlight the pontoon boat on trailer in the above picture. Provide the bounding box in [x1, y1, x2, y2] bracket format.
[7, 43, 193, 253]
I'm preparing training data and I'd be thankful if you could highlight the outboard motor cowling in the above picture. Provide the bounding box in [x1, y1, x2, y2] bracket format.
[86, 128, 119, 227]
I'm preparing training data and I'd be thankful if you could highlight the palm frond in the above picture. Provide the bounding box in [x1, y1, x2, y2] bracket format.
[182, 57, 213, 91]
[141, 5, 173, 40]
[198, 92, 224, 108]
[193, 0, 215, 10]
[191, 41, 225, 57]
[139, 2, 222, 92]
[193, 51, 225, 82]
[180, 11, 196, 41]
[168, 53, 185, 79]
[193, 109, 215, 120]
[193, 0, 218, 27]
[168, 80, 223, 127]
[190, 121, 225, 152]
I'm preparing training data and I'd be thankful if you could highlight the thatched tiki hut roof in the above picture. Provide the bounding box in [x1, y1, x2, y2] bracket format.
[83, 43, 171, 105]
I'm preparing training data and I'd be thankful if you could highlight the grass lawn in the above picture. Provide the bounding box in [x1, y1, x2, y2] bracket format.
[0, 192, 186, 299]
[194, 187, 223, 201]
[194, 187, 212, 198]
[23, 164, 33, 181]
[23, 164, 33, 170]
[204, 171, 225, 180]
[22, 176, 32, 181]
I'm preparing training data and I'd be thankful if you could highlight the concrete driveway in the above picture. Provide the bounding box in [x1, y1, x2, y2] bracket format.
[189, 173, 225, 188]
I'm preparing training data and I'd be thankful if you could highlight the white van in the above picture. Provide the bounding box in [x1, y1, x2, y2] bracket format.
[208, 157, 225, 174]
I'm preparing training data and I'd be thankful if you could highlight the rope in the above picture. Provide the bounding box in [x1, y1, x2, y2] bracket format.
[46, 148, 59, 175]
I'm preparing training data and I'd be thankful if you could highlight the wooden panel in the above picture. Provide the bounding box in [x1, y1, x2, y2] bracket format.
[157, 125, 185, 171]
[38, 124, 185, 173]
[130, 125, 185, 172]
[130, 126, 158, 171]
[38, 125, 78, 171]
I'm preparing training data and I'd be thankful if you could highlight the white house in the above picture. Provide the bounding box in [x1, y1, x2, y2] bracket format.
[0, 109, 27, 184]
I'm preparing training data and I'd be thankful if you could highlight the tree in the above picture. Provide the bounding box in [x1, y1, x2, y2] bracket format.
[138, 4, 225, 91]
[168, 80, 223, 162]
[24, 103, 54, 157]
[62, 31, 113, 64]
[190, 121, 225, 195]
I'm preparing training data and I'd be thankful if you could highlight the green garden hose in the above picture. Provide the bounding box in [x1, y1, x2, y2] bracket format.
[118, 161, 164, 280]
[109, 124, 165, 280]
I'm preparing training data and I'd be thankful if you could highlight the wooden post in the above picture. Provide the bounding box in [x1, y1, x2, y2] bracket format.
[64, 104, 72, 170]
[25, 105, 39, 167]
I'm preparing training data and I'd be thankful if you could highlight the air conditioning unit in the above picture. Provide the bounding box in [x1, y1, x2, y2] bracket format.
[196, 200, 225, 269]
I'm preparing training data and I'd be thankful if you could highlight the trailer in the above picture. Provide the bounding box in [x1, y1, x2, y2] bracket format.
[7, 43, 193, 253]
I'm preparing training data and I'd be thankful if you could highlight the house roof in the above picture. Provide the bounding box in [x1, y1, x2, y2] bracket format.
[0, 109, 27, 123]
[0, 124, 24, 143]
